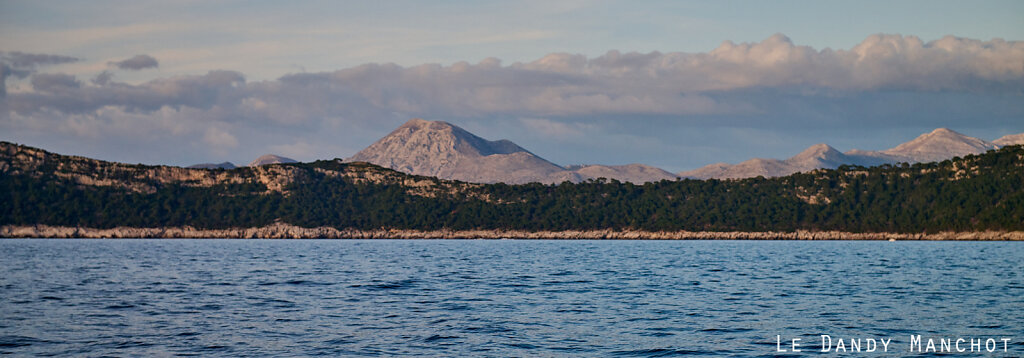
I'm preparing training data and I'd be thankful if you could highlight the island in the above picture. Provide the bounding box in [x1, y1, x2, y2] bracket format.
[2, 141, 1022, 240]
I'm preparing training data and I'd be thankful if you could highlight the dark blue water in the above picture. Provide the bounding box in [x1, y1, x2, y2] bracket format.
[1, 240, 1021, 357]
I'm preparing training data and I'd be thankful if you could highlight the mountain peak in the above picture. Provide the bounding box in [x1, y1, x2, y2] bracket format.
[349, 119, 678, 184]
[404, 118, 430, 126]
[248, 154, 297, 167]
[795, 143, 839, 156]
[881, 127, 997, 162]
[993, 133, 1024, 147]
[784, 143, 850, 169]
[399, 118, 451, 132]
[348, 119, 563, 183]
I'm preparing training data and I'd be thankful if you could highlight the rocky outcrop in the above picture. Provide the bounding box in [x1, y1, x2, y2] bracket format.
[4, 224, 1022, 240]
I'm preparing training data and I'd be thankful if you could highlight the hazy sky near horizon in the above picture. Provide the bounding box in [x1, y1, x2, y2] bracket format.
[2, 0, 1023, 171]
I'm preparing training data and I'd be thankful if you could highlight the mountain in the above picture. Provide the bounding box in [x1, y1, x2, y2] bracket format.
[680, 143, 875, 180]
[994, 133, 1024, 147]
[786, 143, 857, 169]
[681, 158, 790, 180]
[854, 128, 999, 163]
[569, 164, 679, 183]
[348, 119, 565, 184]
[349, 119, 679, 184]
[249, 154, 297, 167]
[681, 128, 1011, 180]
[187, 162, 236, 170]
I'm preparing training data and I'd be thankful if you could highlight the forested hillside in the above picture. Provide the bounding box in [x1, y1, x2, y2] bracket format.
[2, 141, 1022, 233]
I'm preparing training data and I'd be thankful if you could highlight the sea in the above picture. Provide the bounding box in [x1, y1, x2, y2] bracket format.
[1, 239, 1021, 357]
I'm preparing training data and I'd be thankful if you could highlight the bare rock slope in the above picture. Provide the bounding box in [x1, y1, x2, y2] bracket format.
[680, 143, 875, 180]
[349, 119, 566, 184]
[349, 119, 679, 184]
[850, 128, 999, 164]
[994, 133, 1024, 147]
[249, 154, 297, 167]
[570, 164, 678, 183]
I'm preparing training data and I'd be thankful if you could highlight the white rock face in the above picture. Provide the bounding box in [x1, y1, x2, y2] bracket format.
[993, 133, 1024, 147]
[248, 154, 297, 167]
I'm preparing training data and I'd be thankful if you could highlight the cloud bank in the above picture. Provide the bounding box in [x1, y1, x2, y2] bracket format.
[0, 51, 80, 96]
[109, 54, 159, 70]
[2, 34, 1023, 169]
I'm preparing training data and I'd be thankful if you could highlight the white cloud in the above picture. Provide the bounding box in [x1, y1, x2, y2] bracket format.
[2, 34, 1022, 168]
[202, 127, 238, 149]
[519, 118, 593, 139]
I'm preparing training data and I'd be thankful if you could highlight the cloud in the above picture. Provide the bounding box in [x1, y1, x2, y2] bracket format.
[202, 127, 239, 150]
[519, 118, 592, 139]
[92, 70, 114, 85]
[0, 51, 81, 96]
[6, 34, 1023, 119]
[1, 51, 80, 69]
[30, 73, 81, 92]
[7, 70, 246, 114]
[109, 54, 159, 70]
[2, 34, 1022, 169]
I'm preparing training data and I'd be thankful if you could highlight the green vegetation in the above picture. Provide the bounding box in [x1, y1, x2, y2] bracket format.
[2, 143, 1022, 233]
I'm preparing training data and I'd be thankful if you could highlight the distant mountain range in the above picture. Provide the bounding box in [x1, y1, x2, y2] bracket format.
[680, 128, 1014, 180]
[191, 119, 1022, 184]
[345, 119, 1022, 183]
[188, 154, 296, 169]
[186, 162, 237, 170]
[347, 119, 676, 184]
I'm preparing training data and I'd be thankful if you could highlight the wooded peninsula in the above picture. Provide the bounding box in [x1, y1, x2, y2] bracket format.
[2, 142, 1022, 239]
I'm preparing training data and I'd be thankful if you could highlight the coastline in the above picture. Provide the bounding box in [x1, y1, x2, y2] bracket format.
[3, 224, 1023, 240]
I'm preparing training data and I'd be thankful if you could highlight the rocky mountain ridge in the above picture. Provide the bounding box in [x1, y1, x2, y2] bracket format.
[679, 128, 1018, 180]
[348, 119, 1021, 183]
[348, 119, 679, 184]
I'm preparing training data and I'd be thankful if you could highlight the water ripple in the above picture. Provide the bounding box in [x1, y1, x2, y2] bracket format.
[0, 239, 1020, 357]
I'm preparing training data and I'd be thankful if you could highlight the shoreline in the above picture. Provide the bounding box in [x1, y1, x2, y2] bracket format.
[3, 224, 1023, 240]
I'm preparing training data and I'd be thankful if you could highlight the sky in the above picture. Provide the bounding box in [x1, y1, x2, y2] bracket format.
[1, 0, 1023, 172]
